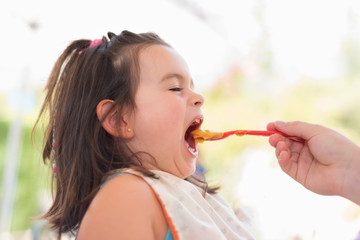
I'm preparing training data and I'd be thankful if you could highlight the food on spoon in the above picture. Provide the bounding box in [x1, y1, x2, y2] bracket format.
[190, 129, 247, 143]
[190, 129, 223, 143]
[190, 129, 291, 143]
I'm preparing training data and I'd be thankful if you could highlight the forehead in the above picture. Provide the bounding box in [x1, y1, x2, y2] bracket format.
[138, 44, 191, 80]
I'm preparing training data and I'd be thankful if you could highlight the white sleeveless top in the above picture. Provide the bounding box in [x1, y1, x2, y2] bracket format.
[106, 168, 255, 240]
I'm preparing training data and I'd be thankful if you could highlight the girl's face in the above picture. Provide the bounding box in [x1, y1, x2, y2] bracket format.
[127, 45, 204, 179]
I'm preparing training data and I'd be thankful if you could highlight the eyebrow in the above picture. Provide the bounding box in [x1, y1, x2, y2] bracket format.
[161, 73, 195, 89]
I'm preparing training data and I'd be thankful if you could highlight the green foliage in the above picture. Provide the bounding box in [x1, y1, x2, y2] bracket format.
[0, 117, 48, 231]
[341, 36, 360, 82]
[0, 120, 9, 201]
[11, 123, 47, 231]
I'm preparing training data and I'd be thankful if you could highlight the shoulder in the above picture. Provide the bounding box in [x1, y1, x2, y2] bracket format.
[77, 173, 167, 240]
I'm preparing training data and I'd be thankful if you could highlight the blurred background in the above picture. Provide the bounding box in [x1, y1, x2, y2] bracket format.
[1, 0, 360, 239]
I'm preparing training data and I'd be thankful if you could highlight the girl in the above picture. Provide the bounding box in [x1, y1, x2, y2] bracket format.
[35, 30, 254, 239]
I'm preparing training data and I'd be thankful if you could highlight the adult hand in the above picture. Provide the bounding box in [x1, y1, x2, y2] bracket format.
[267, 121, 360, 205]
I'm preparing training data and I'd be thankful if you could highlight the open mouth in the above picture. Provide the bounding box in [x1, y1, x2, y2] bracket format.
[185, 118, 202, 153]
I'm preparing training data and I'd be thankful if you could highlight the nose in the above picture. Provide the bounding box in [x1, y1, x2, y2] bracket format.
[191, 90, 205, 107]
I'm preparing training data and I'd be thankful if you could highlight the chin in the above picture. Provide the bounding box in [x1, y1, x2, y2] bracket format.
[178, 162, 197, 179]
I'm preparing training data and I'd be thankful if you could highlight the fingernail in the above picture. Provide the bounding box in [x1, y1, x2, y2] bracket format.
[275, 120, 286, 128]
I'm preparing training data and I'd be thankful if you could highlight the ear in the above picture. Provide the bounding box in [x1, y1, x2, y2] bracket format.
[96, 99, 134, 139]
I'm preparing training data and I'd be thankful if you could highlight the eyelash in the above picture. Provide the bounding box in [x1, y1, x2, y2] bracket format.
[169, 87, 183, 92]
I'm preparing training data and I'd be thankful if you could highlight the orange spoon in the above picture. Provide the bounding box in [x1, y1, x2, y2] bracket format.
[191, 129, 301, 143]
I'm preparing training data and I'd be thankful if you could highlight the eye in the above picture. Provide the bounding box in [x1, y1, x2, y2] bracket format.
[169, 87, 183, 92]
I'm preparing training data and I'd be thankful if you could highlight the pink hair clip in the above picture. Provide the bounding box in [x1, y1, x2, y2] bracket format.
[79, 39, 103, 55]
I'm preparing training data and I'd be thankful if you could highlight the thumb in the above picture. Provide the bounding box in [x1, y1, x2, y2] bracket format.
[274, 121, 319, 141]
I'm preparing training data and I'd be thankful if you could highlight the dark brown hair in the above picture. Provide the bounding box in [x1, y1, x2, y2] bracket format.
[34, 30, 217, 236]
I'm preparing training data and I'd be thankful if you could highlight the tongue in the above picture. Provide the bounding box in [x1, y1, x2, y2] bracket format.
[185, 130, 196, 149]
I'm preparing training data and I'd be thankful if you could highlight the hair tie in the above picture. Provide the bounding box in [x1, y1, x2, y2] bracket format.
[79, 39, 103, 55]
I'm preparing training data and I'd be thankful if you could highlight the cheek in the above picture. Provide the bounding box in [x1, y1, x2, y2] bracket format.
[166, 99, 186, 120]
[136, 97, 185, 134]
[164, 99, 187, 131]
[154, 100, 186, 140]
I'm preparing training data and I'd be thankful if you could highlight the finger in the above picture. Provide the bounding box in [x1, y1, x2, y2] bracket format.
[276, 140, 288, 154]
[278, 150, 290, 164]
[268, 121, 303, 147]
[279, 149, 301, 181]
[278, 150, 296, 176]
[295, 143, 314, 185]
[277, 139, 302, 164]
[288, 140, 305, 158]
[268, 133, 285, 147]
[289, 151, 300, 163]
[275, 138, 307, 182]
[276, 141, 293, 163]
[273, 121, 320, 141]
[266, 122, 276, 131]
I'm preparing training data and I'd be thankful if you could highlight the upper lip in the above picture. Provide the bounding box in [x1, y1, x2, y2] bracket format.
[187, 115, 204, 131]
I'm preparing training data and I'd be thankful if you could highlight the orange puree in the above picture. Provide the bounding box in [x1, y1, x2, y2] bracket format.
[235, 130, 246, 136]
[190, 129, 224, 143]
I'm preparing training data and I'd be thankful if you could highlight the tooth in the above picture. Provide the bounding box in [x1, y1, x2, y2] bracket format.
[191, 119, 200, 126]
[188, 146, 196, 153]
